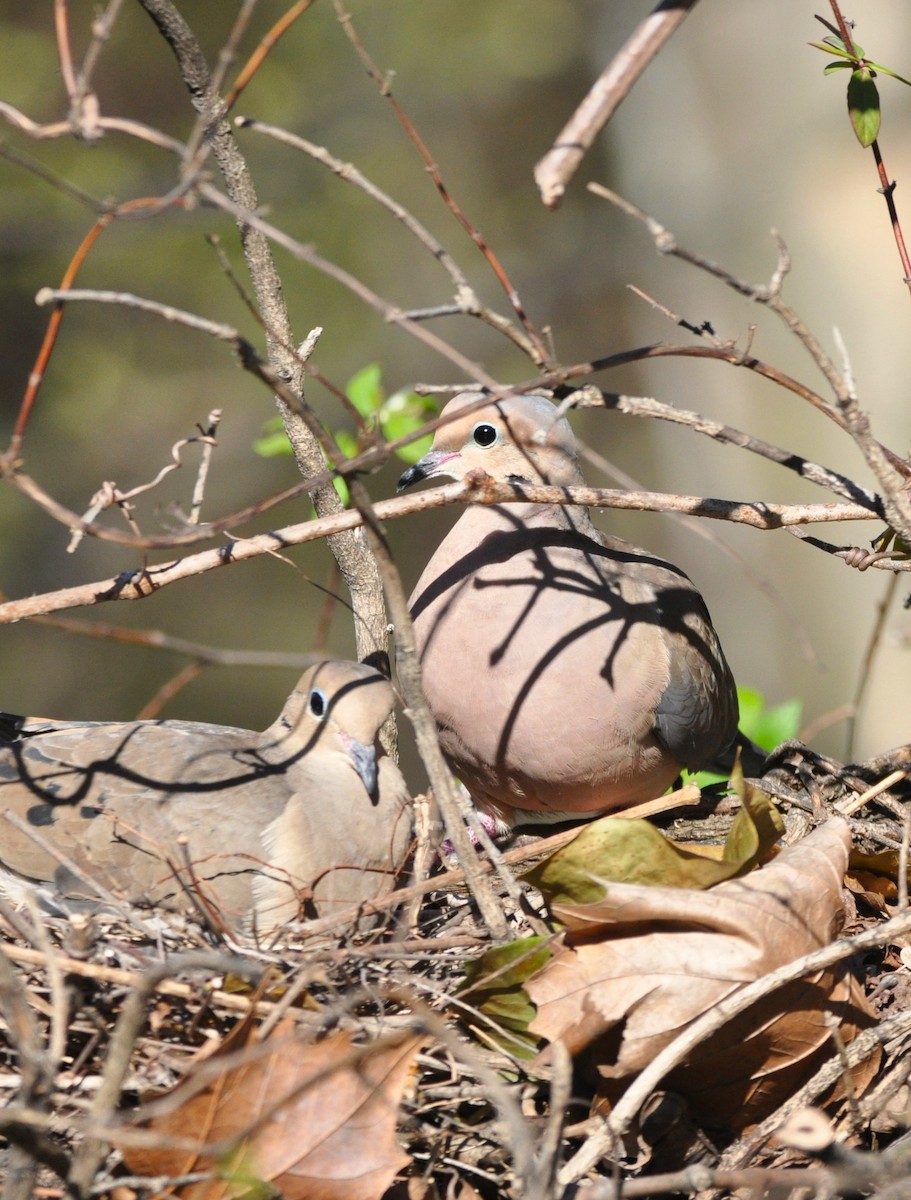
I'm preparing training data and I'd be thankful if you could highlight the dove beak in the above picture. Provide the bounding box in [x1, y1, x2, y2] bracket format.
[397, 450, 458, 492]
[347, 737, 379, 801]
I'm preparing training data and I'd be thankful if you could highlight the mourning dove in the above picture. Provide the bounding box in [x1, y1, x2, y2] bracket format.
[398, 392, 749, 826]
[0, 660, 412, 934]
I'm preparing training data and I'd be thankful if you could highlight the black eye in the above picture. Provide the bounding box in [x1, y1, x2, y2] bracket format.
[472, 422, 499, 448]
[308, 688, 327, 719]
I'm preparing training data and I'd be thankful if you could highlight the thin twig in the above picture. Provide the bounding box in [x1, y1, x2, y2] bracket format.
[333, 0, 551, 367]
[67, 951, 262, 1194]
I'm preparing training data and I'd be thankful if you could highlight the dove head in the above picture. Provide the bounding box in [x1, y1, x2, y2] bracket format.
[397, 392, 584, 491]
[264, 660, 394, 797]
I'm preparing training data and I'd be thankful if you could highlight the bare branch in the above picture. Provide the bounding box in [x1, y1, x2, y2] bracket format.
[0, 477, 885, 626]
[535, 0, 700, 208]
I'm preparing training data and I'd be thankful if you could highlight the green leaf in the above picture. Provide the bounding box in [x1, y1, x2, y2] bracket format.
[823, 60, 853, 74]
[809, 39, 855, 61]
[868, 62, 911, 87]
[346, 362, 384, 420]
[460, 937, 552, 1057]
[848, 67, 881, 146]
[721, 759, 785, 866]
[524, 767, 783, 909]
[737, 686, 802, 750]
[525, 818, 742, 906]
[252, 415, 293, 458]
[326, 429, 359, 506]
[379, 389, 438, 464]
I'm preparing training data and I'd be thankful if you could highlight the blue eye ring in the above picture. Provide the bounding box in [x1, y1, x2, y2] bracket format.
[309, 687, 328, 719]
[471, 421, 500, 448]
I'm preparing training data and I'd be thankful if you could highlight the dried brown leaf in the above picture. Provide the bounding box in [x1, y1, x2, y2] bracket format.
[526, 818, 878, 1133]
[123, 1016, 422, 1199]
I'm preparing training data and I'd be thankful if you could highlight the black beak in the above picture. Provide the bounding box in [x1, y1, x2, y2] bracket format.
[397, 462, 428, 493]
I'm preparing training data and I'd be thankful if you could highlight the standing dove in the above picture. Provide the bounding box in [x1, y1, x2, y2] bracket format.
[0, 660, 411, 934]
[398, 392, 747, 826]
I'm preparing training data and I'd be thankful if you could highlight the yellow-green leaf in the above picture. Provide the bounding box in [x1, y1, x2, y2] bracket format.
[848, 67, 880, 146]
[460, 937, 552, 1057]
[525, 763, 782, 907]
[721, 757, 785, 865]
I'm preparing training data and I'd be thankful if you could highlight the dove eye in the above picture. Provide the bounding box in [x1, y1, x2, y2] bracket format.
[308, 688, 328, 719]
[471, 422, 500, 448]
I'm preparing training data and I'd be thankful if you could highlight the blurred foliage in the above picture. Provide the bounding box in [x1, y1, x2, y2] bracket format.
[683, 686, 802, 790]
[254, 363, 436, 503]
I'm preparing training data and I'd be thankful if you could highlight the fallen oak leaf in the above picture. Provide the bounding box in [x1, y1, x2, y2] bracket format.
[123, 1016, 423, 1200]
[525, 818, 878, 1136]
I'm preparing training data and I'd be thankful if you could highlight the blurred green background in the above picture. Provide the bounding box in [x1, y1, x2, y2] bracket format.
[1, 2, 909, 786]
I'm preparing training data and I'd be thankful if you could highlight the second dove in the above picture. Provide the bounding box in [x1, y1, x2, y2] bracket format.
[398, 392, 743, 827]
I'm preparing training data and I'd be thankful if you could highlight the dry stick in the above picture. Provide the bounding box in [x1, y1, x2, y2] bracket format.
[53, 0, 79, 99]
[534, 0, 700, 209]
[277, 784, 703, 944]
[135, 660, 205, 720]
[558, 906, 911, 1186]
[591, 182, 911, 495]
[588, 184, 853, 404]
[837, 383, 911, 548]
[588, 1164, 879, 1199]
[29, 283, 888, 547]
[715, 1009, 911, 1175]
[71, 0, 126, 107]
[348, 478, 509, 940]
[196, 181, 500, 389]
[786, 524, 907, 572]
[180, 0, 260, 167]
[222, 0, 316, 113]
[16, 612, 318, 671]
[135, 0, 390, 673]
[585, 387, 880, 510]
[0, 102, 183, 155]
[0, 936, 59, 1200]
[19, 894, 68, 1085]
[66, 414, 220, 554]
[536, 1039, 572, 1196]
[385, 993, 541, 1199]
[848, 571, 900, 756]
